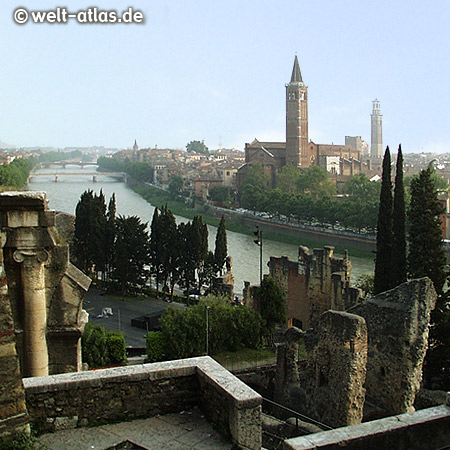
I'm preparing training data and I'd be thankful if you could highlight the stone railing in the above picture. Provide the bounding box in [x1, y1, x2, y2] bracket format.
[23, 356, 262, 450]
[283, 393, 450, 450]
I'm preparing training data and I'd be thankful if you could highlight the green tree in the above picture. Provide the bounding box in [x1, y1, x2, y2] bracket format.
[149, 207, 163, 295]
[374, 147, 394, 294]
[408, 166, 449, 389]
[240, 163, 269, 210]
[277, 165, 302, 194]
[392, 145, 407, 286]
[73, 190, 96, 273]
[112, 215, 150, 294]
[191, 215, 209, 290]
[408, 167, 446, 293]
[186, 140, 209, 155]
[296, 166, 336, 199]
[106, 332, 127, 365]
[168, 175, 183, 196]
[257, 277, 286, 344]
[209, 185, 233, 205]
[146, 331, 165, 362]
[104, 193, 116, 281]
[214, 215, 227, 275]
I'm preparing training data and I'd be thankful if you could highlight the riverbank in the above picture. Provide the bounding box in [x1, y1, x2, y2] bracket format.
[131, 181, 375, 260]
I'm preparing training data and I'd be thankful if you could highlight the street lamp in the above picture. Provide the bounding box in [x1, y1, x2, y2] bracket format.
[254, 226, 263, 284]
[206, 306, 211, 355]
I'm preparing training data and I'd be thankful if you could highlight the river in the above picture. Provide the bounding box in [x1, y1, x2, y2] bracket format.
[26, 165, 374, 293]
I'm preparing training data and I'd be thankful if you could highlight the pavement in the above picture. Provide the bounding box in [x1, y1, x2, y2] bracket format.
[37, 407, 232, 450]
[83, 289, 186, 348]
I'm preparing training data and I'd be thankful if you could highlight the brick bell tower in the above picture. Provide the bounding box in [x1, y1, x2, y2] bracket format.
[286, 55, 309, 167]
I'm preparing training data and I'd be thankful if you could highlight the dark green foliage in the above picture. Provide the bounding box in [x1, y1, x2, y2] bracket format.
[392, 145, 407, 286]
[408, 167, 446, 293]
[168, 175, 183, 195]
[82, 322, 108, 367]
[425, 289, 450, 389]
[112, 215, 150, 294]
[97, 156, 153, 183]
[214, 216, 227, 274]
[146, 331, 165, 362]
[160, 301, 262, 360]
[0, 157, 35, 189]
[82, 322, 127, 368]
[408, 167, 450, 389]
[106, 332, 127, 365]
[186, 140, 209, 155]
[104, 194, 116, 280]
[240, 164, 270, 209]
[208, 185, 234, 206]
[257, 277, 286, 343]
[374, 147, 394, 294]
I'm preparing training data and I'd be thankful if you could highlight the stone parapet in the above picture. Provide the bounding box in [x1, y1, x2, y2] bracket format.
[283, 404, 450, 450]
[23, 356, 262, 450]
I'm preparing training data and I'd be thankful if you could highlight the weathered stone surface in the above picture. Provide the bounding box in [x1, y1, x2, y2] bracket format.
[268, 246, 362, 330]
[0, 191, 91, 377]
[283, 404, 450, 450]
[0, 233, 30, 439]
[23, 356, 262, 450]
[302, 311, 367, 427]
[349, 277, 437, 415]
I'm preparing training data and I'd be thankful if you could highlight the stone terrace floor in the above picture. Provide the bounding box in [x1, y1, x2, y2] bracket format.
[37, 407, 233, 450]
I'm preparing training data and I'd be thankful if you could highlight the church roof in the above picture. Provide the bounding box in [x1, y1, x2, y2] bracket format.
[290, 55, 303, 83]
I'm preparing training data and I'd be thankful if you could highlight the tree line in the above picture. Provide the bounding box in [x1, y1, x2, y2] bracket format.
[374, 145, 450, 390]
[72, 189, 228, 297]
[239, 164, 380, 232]
[97, 156, 153, 184]
[0, 158, 35, 189]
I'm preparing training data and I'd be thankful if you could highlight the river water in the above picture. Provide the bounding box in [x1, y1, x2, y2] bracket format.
[26, 165, 374, 293]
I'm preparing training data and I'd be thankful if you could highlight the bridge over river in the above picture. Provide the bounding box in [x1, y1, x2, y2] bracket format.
[28, 169, 126, 183]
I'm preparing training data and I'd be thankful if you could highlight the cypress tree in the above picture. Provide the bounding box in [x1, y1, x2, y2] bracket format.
[214, 215, 228, 275]
[408, 167, 446, 293]
[392, 145, 407, 286]
[374, 147, 393, 294]
[408, 166, 449, 389]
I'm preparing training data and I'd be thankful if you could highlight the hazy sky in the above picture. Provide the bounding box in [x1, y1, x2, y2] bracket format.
[1, 1, 449, 152]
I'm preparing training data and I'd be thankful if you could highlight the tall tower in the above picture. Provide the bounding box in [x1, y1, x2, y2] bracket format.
[371, 99, 383, 158]
[286, 55, 309, 167]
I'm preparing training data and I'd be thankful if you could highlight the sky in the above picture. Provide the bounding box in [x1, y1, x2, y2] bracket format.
[1, 0, 450, 153]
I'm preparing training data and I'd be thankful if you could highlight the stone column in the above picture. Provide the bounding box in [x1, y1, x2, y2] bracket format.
[13, 249, 49, 377]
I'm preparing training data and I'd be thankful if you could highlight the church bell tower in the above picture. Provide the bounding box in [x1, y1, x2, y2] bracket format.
[286, 55, 309, 167]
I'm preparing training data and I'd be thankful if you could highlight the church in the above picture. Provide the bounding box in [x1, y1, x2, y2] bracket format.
[237, 56, 374, 189]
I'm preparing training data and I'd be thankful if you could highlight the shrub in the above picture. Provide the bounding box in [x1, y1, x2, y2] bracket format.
[146, 331, 165, 362]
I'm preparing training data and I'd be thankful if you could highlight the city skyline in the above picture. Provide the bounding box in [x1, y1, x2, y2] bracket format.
[1, 0, 449, 153]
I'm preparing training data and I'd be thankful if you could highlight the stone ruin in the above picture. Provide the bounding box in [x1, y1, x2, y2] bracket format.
[0, 191, 91, 438]
[267, 246, 362, 330]
[274, 277, 437, 428]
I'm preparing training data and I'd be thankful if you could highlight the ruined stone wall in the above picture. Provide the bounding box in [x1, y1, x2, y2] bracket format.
[275, 311, 368, 428]
[300, 311, 368, 427]
[268, 246, 361, 330]
[274, 278, 437, 428]
[349, 277, 437, 415]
